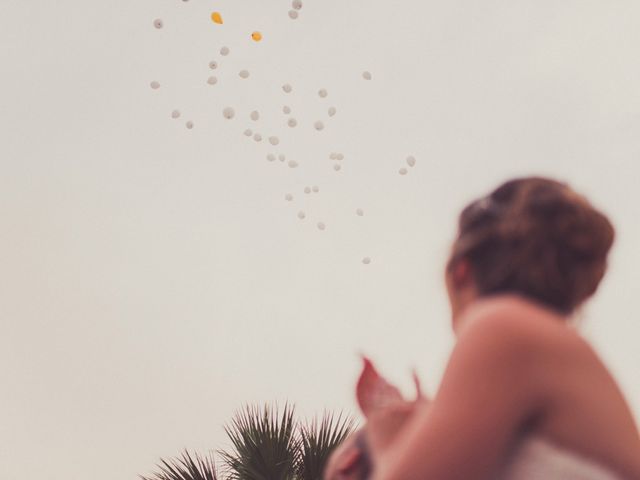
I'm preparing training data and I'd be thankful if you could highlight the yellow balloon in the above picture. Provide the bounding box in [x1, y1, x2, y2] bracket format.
[211, 12, 223, 24]
[251, 31, 262, 41]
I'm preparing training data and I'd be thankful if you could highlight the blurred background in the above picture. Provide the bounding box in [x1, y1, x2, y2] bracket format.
[1, 1, 639, 479]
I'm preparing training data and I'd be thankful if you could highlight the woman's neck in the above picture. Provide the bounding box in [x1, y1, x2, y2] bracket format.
[453, 292, 570, 337]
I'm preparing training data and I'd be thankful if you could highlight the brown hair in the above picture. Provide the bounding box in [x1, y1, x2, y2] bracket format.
[446, 177, 615, 315]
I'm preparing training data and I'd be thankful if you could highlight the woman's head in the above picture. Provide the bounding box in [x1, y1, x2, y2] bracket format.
[445, 176, 615, 322]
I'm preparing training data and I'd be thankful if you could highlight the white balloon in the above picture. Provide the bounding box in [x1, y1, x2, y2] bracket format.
[318, 89, 328, 98]
[269, 136, 279, 146]
[223, 107, 235, 119]
[250, 111, 260, 121]
[171, 110, 181, 119]
[150, 81, 160, 89]
[362, 257, 371, 264]
[399, 167, 408, 175]
[288, 160, 299, 168]
[278, 154, 286, 162]
[207, 76, 217, 85]
[297, 210, 305, 219]
[356, 208, 364, 216]
[317, 222, 326, 230]
[334, 164, 342, 171]
[312, 185, 319, 193]
[253, 133, 262, 142]
[153, 19, 163, 29]
[209, 61, 218, 70]
[304, 187, 311, 194]
[186, 121, 194, 129]
[285, 193, 293, 201]
[282, 83, 293, 93]
[288, 118, 297, 128]
[292, 0, 303, 10]
[220, 46, 230, 56]
[239, 70, 250, 79]
[283, 105, 291, 114]
[362, 71, 372, 80]
[288, 10, 299, 19]
[314, 121, 324, 131]
[328, 106, 337, 117]
[406, 156, 416, 167]
[267, 154, 276, 162]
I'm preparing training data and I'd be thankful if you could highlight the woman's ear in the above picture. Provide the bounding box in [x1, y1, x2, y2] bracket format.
[451, 258, 472, 288]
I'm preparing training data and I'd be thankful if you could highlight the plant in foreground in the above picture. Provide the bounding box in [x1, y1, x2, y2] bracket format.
[141, 403, 356, 480]
[219, 403, 299, 480]
[297, 413, 356, 480]
[141, 450, 218, 480]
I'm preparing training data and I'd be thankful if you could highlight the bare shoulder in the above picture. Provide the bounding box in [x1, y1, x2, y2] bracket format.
[457, 294, 568, 346]
[450, 295, 640, 478]
[452, 294, 588, 380]
[445, 296, 559, 390]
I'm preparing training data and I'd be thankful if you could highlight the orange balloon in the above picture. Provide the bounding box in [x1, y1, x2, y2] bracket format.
[211, 12, 223, 24]
[251, 31, 262, 41]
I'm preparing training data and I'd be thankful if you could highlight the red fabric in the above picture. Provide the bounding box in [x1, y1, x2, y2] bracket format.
[356, 356, 404, 418]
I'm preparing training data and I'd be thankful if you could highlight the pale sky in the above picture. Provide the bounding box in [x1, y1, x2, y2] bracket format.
[1, 1, 639, 479]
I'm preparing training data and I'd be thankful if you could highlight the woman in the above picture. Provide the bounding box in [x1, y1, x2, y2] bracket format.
[331, 177, 640, 479]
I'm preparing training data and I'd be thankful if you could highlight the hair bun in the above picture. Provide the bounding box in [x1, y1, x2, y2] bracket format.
[520, 183, 613, 261]
[449, 177, 615, 314]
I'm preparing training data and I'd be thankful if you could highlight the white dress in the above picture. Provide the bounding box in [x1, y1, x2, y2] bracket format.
[498, 436, 625, 480]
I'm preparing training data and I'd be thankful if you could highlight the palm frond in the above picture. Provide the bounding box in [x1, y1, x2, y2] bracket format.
[219, 403, 299, 480]
[140, 449, 218, 480]
[296, 412, 357, 480]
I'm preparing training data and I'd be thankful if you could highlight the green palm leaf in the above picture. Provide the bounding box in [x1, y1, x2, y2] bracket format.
[296, 412, 356, 480]
[140, 450, 218, 480]
[219, 403, 299, 480]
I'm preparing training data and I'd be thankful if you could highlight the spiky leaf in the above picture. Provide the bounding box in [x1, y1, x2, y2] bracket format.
[140, 450, 218, 480]
[297, 412, 356, 480]
[219, 403, 299, 480]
